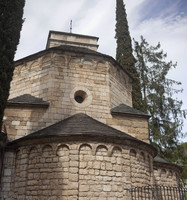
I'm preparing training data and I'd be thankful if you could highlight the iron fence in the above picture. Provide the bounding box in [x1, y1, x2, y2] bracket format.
[130, 185, 187, 200]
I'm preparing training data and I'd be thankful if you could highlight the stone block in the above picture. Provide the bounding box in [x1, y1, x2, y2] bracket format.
[69, 174, 78, 182]
[4, 169, 12, 176]
[79, 185, 89, 192]
[12, 121, 20, 126]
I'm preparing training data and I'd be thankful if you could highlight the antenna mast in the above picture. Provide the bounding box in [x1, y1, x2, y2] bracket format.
[70, 20, 72, 33]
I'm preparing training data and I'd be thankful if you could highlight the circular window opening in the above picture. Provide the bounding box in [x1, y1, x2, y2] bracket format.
[74, 90, 87, 104]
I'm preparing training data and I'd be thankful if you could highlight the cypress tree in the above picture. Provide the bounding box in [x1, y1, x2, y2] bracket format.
[0, 0, 25, 136]
[115, 0, 144, 111]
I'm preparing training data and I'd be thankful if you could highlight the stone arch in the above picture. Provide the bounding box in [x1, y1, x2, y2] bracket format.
[56, 144, 69, 151]
[28, 146, 38, 159]
[56, 145, 69, 159]
[78, 143, 94, 198]
[82, 58, 93, 65]
[98, 60, 105, 64]
[111, 146, 122, 156]
[129, 149, 137, 157]
[160, 168, 167, 177]
[25, 143, 70, 199]
[55, 144, 70, 198]
[96, 145, 108, 156]
[79, 143, 92, 151]
[70, 56, 79, 64]
[42, 144, 53, 157]
[79, 144, 93, 170]
[168, 170, 173, 178]
[56, 143, 70, 149]
[28, 61, 39, 72]
[139, 152, 151, 185]
[97, 60, 106, 68]
[111, 146, 122, 175]
[79, 143, 124, 199]
[54, 55, 66, 65]
[41, 54, 51, 64]
[26, 146, 41, 197]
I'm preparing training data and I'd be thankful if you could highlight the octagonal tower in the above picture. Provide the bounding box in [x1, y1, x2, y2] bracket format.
[4, 31, 150, 143]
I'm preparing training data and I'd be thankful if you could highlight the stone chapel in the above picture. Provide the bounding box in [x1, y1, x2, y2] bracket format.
[0, 31, 182, 199]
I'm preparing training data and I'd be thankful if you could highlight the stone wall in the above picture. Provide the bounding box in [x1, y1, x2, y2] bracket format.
[0, 151, 15, 199]
[6, 52, 110, 139]
[5, 51, 141, 142]
[153, 165, 179, 186]
[130, 149, 153, 187]
[1, 141, 153, 200]
[108, 63, 132, 108]
[4, 106, 47, 140]
[107, 115, 150, 143]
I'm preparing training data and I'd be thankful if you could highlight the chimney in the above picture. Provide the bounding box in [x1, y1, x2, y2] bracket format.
[46, 31, 99, 51]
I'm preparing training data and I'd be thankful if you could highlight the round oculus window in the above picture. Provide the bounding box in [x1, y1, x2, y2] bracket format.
[74, 90, 87, 104]
[70, 87, 92, 107]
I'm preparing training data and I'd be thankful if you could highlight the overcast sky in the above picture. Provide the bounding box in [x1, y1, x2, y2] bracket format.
[15, 0, 187, 142]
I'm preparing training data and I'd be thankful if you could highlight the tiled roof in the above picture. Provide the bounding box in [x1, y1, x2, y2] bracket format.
[154, 156, 182, 172]
[7, 94, 49, 107]
[9, 113, 155, 153]
[111, 104, 150, 118]
[154, 156, 172, 164]
[12, 113, 137, 140]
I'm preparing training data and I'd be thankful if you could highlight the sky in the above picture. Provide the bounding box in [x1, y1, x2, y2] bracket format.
[15, 0, 187, 142]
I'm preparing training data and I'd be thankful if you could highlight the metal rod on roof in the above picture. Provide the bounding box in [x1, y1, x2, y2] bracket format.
[70, 20, 72, 33]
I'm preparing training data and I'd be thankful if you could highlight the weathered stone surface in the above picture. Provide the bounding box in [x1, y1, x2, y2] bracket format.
[1, 142, 156, 199]
[0, 31, 181, 200]
[4, 50, 136, 142]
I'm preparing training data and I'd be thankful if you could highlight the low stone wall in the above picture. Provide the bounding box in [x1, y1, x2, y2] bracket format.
[153, 164, 180, 186]
[1, 141, 153, 200]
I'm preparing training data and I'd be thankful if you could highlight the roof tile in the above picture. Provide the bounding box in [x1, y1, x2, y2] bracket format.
[7, 94, 49, 107]
[111, 104, 150, 118]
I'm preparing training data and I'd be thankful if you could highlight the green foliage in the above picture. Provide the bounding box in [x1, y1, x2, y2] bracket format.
[165, 142, 187, 186]
[133, 36, 187, 158]
[178, 143, 187, 186]
[115, 0, 144, 111]
[0, 0, 25, 132]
